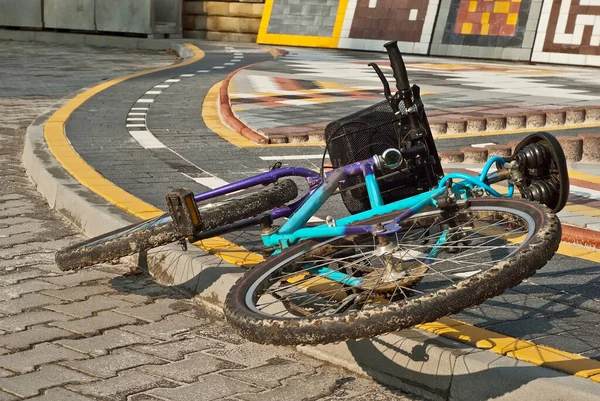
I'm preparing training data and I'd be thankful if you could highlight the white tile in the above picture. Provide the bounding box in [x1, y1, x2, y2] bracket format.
[127, 118, 146, 121]
[145, 90, 161, 95]
[409, 9, 418, 21]
[136, 99, 154, 103]
[165, 79, 180, 83]
[196, 70, 210, 73]
[154, 84, 170, 88]
[180, 74, 195, 77]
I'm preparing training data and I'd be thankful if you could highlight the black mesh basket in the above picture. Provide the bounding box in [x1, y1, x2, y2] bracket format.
[324, 85, 443, 215]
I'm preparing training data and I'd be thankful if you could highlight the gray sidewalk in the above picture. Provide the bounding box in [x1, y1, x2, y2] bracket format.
[0, 40, 412, 401]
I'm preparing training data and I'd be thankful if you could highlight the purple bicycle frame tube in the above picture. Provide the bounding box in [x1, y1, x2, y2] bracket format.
[192, 166, 322, 220]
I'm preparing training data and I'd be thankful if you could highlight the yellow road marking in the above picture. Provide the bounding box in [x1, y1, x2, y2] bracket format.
[45, 44, 262, 267]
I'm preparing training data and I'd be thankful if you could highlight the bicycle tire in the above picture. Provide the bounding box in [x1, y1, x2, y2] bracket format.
[224, 198, 560, 346]
[56, 179, 298, 271]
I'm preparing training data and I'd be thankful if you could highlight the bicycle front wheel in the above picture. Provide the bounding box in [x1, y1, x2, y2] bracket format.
[56, 179, 298, 271]
[225, 198, 560, 346]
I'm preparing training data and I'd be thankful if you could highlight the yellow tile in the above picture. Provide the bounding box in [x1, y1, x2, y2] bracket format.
[468, 0, 478, 12]
[480, 24, 490, 35]
[481, 12, 490, 24]
[507, 12, 518, 25]
[461, 22, 473, 35]
[494, 1, 510, 13]
[511, 0, 521, 2]
[508, 346, 600, 378]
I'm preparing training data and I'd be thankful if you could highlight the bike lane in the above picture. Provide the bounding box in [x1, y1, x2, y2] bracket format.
[31, 40, 600, 396]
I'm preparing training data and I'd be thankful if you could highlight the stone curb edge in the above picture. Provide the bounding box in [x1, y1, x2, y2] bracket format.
[438, 133, 600, 164]
[18, 40, 600, 400]
[218, 48, 291, 145]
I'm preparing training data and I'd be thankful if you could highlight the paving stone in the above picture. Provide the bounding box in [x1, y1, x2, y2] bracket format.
[107, 293, 152, 304]
[114, 298, 191, 322]
[41, 284, 115, 301]
[68, 370, 176, 401]
[40, 270, 115, 287]
[51, 311, 139, 335]
[148, 374, 259, 401]
[121, 315, 202, 340]
[0, 310, 72, 332]
[46, 295, 135, 318]
[0, 293, 62, 314]
[0, 365, 95, 398]
[26, 388, 97, 401]
[237, 373, 337, 401]
[61, 348, 165, 379]
[140, 351, 243, 383]
[0, 325, 75, 350]
[221, 357, 312, 389]
[0, 280, 62, 301]
[0, 269, 53, 285]
[204, 343, 297, 368]
[132, 337, 224, 361]
[0, 390, 17, 401]
[57, 329, 156, 356]
[128, 395, 164, 401]
[0, 343, 87, 373]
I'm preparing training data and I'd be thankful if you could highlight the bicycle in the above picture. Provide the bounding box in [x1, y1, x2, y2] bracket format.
[56, 41, 569, 346]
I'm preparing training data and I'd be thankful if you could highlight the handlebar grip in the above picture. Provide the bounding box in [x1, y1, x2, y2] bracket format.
[383, 41, 410, 91]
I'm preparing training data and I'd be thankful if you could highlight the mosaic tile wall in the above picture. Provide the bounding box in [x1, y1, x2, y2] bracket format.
[257, 0, 600, 66]
[430, 0, 542, 61]
[337, 0, 439, 54]
[532, 0, 600, 66]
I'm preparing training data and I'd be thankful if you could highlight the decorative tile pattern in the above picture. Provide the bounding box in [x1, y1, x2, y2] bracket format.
[454, 0, 523, 37]
[338, 0, 440, 54]
[430, 0, 542, 60]
[532, 0, 600, 66]
[442, 0, 531, 46]
[348, 0, 429, 42]
[266, 0, 339, 37]
[257, 0, 349, 48]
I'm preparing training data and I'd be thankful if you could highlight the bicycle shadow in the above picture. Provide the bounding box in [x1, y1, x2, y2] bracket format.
[107, 243, 247, 302]
[303, 329, 600, 400]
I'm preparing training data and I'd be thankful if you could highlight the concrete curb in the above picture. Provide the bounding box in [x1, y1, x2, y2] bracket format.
[220, 64, 269, 145]
[439, 132, 600, 165]
[19, 40, 600, 400]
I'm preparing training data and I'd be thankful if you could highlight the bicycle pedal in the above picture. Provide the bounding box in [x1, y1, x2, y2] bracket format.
[165, 189, 203, 237]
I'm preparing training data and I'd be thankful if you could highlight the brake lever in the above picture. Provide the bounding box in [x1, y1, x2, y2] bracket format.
[368, 62, 393, 105]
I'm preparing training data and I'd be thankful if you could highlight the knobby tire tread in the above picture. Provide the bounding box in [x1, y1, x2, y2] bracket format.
[56, 179, 298, 271]
[224, 198, 561, 346]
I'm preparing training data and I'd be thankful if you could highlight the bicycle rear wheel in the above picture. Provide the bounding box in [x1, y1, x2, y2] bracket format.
[225, 198, 560, 346]
[56, 179, 298, 271]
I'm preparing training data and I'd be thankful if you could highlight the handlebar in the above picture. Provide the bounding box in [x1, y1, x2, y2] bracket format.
[383, 41, 410, 92]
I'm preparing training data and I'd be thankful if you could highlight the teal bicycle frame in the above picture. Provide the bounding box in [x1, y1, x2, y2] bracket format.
[262, 154, 514, 251]
[261, 153, 515, 288]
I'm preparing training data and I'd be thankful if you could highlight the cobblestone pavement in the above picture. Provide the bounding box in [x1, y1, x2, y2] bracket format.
[0, 41, 418, 401]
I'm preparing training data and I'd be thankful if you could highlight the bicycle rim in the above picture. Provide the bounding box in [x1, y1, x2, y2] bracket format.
[225, 198, 560, 345]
